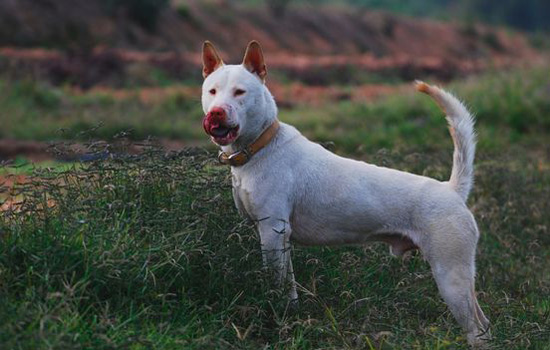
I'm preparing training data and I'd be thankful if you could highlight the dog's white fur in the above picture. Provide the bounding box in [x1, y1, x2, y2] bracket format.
[201, 41, 490, 346]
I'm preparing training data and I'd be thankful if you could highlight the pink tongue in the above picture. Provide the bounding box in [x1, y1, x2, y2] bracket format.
[202, 117, 215, 134]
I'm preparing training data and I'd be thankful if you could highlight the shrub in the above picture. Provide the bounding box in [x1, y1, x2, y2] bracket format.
[102, 0, 170, 31]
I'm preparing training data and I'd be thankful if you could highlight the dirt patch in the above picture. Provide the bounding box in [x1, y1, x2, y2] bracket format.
[0, 173, 28, 212]
[1, 43, 541, 88]
[268, 81, 403, 107]
[0, 173, 29, 188]
[0, 173, 57, 213]
[0, 138, 202, 163]
[0, 139, 53, 162]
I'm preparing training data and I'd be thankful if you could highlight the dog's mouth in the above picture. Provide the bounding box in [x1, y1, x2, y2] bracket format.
[203, 121, 240, 145]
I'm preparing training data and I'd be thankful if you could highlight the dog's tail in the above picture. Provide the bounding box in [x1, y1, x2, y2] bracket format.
[415, 81, 476, 202]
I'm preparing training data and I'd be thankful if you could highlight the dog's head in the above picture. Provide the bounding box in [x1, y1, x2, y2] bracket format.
[201, 41, 277, 148]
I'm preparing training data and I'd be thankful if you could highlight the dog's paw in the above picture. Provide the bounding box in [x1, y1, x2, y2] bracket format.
[467, 328, 492, 348]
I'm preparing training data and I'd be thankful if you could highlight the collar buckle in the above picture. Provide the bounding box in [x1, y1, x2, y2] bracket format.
[216, 120, 279, 167]
[218, 148, 250, 166]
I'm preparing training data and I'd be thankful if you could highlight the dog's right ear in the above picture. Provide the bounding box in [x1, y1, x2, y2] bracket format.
[202, 41, 224, 78]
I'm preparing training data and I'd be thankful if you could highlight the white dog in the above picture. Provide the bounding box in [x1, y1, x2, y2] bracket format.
[200, 40, 490, 346]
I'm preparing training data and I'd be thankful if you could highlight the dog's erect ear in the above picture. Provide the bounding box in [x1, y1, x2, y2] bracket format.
[202, 41, 224, 78]
[242, 40, 267, 82]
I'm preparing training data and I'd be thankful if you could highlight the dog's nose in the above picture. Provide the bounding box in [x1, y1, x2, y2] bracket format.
[203, 107, 227, 134]
[207, 107, 226, 121]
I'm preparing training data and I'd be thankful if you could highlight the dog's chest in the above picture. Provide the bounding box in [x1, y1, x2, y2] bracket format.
[231, 172, 257, 221]
[231, 168, 286, 222]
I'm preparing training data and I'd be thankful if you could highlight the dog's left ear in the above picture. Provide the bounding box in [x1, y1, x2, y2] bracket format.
[242, 40, 267, 82]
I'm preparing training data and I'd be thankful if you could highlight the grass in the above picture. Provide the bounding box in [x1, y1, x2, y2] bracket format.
[1, 147, 549, 349]
[1, 66, 550, 153]
[0, 156, 76, 175]
[1, 66, 550, 348]
[280, 67, 550, 155]
[0, 79, 205, 141]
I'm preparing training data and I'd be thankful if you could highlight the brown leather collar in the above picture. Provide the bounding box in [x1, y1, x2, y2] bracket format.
[218, 120, 280, 166]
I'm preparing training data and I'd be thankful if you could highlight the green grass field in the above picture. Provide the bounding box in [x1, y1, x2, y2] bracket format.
[2, 67, 550, 151]
[1, 67, 550, 349]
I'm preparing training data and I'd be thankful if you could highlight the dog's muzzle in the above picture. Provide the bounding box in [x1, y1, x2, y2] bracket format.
[203, 107, 239, 145]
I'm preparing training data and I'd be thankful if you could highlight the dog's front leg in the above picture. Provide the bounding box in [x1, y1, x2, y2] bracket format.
[257, 217, 298, 301]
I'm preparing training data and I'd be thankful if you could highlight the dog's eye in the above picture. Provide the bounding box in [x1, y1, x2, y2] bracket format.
[234, 89, 246, 97]
[209, 88, 216, 95]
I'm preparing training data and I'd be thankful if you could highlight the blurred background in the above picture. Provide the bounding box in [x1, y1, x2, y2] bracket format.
[1, 2, 550, 349]
[0, 0, 548, 160]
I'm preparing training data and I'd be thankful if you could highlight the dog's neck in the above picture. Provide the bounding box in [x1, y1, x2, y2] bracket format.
[219, 118, 280, 166]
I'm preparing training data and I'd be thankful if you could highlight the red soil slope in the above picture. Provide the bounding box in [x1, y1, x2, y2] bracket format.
[0, 1, 541, 87]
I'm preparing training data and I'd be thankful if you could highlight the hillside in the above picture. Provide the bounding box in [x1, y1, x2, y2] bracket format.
[0, 0, 541, 88]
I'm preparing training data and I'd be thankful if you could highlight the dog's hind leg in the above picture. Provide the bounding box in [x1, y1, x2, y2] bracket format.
[430, 258, 490, 346]
[424, 217, 491, 347]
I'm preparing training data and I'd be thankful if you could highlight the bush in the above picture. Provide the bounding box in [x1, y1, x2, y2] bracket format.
[102, 0, 170, 31]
